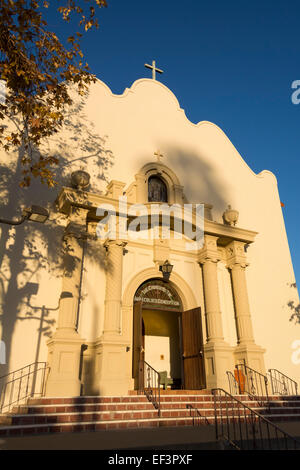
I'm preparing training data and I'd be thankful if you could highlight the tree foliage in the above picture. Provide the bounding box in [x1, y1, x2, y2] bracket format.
[0, 0, 107, 187]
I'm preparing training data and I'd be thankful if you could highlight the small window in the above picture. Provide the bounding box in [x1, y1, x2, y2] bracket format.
[148, 175, 168, 202]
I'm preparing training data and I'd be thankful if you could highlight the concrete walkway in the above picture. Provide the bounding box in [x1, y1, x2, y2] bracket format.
[1, 421, 299, 450]
[0, 425, 218, 450]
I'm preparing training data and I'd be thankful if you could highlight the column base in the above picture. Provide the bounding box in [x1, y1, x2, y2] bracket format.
[204, 341, 235, 391]
[95, 336, 132, 396]
[45, 330, 84, 398]
[234, 343, 266, 375]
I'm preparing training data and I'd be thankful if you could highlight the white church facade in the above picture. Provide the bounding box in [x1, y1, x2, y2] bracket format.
[0, 76, 299, 399]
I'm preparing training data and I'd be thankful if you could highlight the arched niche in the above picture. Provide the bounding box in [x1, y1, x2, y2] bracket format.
[148, 175, 168, 203]
[134, 162, 184, 205]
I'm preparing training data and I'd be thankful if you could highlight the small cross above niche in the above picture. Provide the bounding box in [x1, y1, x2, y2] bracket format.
[154, 150, 164, 162]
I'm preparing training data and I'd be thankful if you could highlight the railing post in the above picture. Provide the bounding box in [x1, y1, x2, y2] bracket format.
[158, 373, 161, 417]
[138, 360, 144, 394]
[212, 390, 219, 443]
[139, 360, 161, 416]
[264, 375, 269, 402]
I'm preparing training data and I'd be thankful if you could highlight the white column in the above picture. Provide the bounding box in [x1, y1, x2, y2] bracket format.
[46, 208, 88, 397]
[96, 239, 130, 395]
[229, 264, 255, 345]
[226, 240, 266, 372]
[200, 258, 225, 343]
[103, 240, 127, 335]
[57, 235, 83, 332]
[198, 235, 234, 389]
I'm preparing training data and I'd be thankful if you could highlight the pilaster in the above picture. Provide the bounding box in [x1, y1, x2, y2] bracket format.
[105, 180, 126, 200]
[135, 173, 148, 203]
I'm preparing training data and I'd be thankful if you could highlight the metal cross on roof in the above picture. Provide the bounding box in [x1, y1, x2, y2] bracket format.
[144, 60, 164, 80]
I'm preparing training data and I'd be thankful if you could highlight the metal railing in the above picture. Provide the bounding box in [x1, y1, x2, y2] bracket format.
[268, 369, 298, 396]
[139, 360, 161, 416]
[234, 364, 269, 405]
[213, 388, 300, 450]
[227, 371, 240, 395]
[186, 404, 211, 426]
[0, 362, 49, 413]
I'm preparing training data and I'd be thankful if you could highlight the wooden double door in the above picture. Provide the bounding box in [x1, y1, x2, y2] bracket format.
[133, 303, 206, 390]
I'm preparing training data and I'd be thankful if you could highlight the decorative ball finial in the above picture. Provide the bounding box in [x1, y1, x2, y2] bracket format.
[223, 204, 239, 227]
[70, 170, 90, 191]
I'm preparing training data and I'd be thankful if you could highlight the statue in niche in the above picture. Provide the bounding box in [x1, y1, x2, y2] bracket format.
[148, 175, 168, 202]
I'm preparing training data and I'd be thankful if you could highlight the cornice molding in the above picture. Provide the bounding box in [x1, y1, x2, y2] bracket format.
[56, 187, 258, 246]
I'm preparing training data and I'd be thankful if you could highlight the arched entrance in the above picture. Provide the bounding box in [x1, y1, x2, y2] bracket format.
[132, 278, 206, 391]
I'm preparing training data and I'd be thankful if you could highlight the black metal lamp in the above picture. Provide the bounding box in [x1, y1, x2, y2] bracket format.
[0, 205, 49, 225]
[24, 205, 49, 223]
[159, 260, 173, 282]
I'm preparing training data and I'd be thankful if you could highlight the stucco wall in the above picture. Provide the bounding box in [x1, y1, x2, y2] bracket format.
[0, 77, 299, 387]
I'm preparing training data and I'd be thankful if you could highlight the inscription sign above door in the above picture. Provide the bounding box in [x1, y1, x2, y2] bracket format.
[134, 279, 182, 311]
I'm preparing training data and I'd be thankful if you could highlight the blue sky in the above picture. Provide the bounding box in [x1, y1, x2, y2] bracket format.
[47, 0, 300, 284]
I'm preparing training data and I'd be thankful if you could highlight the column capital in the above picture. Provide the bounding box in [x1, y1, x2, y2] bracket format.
[103, 239, 127, 253]
[225, 240, 249, 270]
[198, 234, 221, 264]
[227, 261, 249, 270]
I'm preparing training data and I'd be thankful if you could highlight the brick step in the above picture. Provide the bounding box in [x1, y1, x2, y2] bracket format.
[1, 413, 300, 438]
[10, 400, 300, 416]
[26, 394, 300, 407]
[5, 405, 300, 427]
[0, 417, 198, 436]
[129, 389, 213, 395]
[1, 393, 300, 438]
[27, 396, 150, 406]
[7, 409, 206, 426]
[26, 395, 216, 406]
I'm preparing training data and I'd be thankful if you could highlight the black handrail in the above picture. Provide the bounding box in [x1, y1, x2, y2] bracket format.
[139, 360, 161, 417]
[235, 364, 269, 405]
[186, 404, 211, 426]
[268, 369, 298, 396]
[0, 362, 49, 413]
[213, 388, 300, 450]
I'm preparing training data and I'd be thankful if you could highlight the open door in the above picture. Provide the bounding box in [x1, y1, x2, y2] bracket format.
[180, 307, 206, 389]
[132, 301, 144, 390]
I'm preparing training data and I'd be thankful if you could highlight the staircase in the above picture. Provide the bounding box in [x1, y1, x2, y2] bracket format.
[0, 391, 300, 438]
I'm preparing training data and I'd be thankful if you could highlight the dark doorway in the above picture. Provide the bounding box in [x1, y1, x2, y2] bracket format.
[132, 279, 206, 390]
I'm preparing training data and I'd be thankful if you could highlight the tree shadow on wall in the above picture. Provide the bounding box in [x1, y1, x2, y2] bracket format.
[163, 145, 231, 217]
[288, 283, 300, 325]
[0, 93, 114, 380]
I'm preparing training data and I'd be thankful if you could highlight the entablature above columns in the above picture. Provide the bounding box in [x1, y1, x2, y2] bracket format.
[55, 187, 258, 248]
